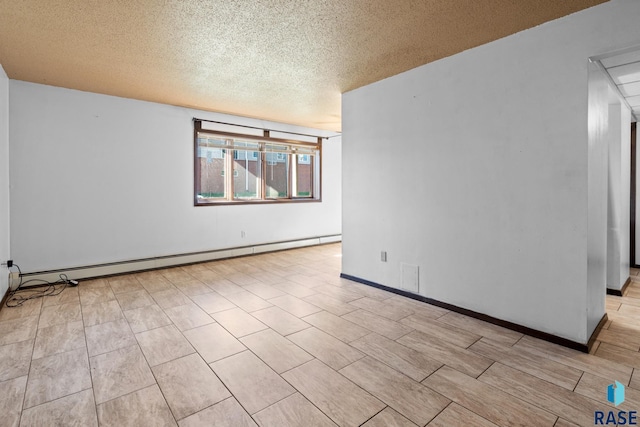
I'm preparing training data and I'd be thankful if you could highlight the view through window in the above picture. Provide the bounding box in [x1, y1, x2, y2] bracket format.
[194, 120, 321, 205]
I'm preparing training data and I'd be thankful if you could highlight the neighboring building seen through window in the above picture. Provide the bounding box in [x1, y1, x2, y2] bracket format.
[194, 120, 321, 205]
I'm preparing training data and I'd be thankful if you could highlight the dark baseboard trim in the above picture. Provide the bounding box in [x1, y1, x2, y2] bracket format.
[340, 273, 598, 353]
[587, 313, 608, 353]
[607, 276, 632, 296]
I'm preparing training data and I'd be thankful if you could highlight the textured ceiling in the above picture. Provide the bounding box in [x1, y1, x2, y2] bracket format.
[0, 0, 607, 131]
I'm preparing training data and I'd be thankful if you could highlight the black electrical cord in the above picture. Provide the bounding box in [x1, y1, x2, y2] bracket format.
[5, 264, 74, 307]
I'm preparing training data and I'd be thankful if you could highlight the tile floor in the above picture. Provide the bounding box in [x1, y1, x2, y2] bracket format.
[1, 243, 639, 426]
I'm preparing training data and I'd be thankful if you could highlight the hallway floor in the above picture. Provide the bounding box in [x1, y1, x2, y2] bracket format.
[0, 243, 638, 426]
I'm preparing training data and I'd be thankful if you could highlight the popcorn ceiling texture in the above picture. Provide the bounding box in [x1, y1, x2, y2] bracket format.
[0, 0, 606, 130]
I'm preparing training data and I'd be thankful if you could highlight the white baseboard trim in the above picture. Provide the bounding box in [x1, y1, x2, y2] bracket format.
[11, 234, 342, 288]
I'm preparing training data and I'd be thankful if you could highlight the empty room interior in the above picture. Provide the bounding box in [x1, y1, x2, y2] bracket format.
[5, 0, 640, 426]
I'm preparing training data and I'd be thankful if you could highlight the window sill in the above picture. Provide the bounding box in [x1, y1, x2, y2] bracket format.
[195, 198, 321, 206]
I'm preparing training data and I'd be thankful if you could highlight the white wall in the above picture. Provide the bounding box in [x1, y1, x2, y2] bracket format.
[587, 62, 609, 338]
[342, 0, 640, 344]
[0, 65, 9, 297]
[9, 81, 341, 273]
[606, 97, 632, 292]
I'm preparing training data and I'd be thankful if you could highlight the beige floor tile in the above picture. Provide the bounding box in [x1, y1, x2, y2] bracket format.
[469, 338, 582, 390]
[595, 342, 640, 369]
[41, 286, 79, 307]
[173, 279, 213, 297]
[163, 303, 214, 331]
[427, 403, 497, 427]
[597, 326, 640, 351]
[287, 273, 327, 288]
[136, 324, 195, 366]
[190, 292, 236, 314]
[151, 288, 192, 309]
[250, 306, 311, 336]
[212, 308, 268, 338]
[115, 289, 155, 311]
[33, 320, 84, 360]
[210, 350, 294, 414]
[340, 357, 449, 426]
[478, 363, 601, 427]
[90, 344, 156, 404]
[574, 372, 640, 412]
[282, 359, 385, 427]
[79, 285, 115, 306]
[82, 300, 124, 327]
[253, 392, 336, 427]
[183, 323, 246, 363]
[38, 302, 81, 328]
[0, 376, 27, 427]
[341, 281, 395, 301]
[302, 311, 370, 342]
[139, 277, 174, 294]
[188, 269, 219, 283]
[109, 275, 144, 294]
[288, 327, 364, 370]
[0, 340, 33, 382]
[178, 397, 256, 427]
[423, 366, 556, 426]
[303, 293, 358, 316]
[342, 309, 413, 340]
[349, 297, 413, 321]
[313, 284, 365, 303]
[0, 316, 38, 347]
[24, 347, 92, 409]
[205, 279, 245, 296]
[400, 314, 481, 348]
[554, 419, 580, 427]
[268, 295, 323, 317]
[631, 368, 640, 390]
[398, 330, 493, 378]
[224, 290, 272, 312]
[154, 353, 231, 420]
[0, 298, 42, 322]
[350, 333, 442, 382]
[85, 318, 136, 356]
[362, 407, 417, 427]
[273, 281, 318, 298]
[227, 272, 261, 286]
[514, 336, 632, 382]
[248, 271, 283, 286]
[240, 329, 313, 373]
[160, 267, 195, 284]
[388, 296, 450, 319]
[80, 278, 110, 288]
[437, 312, 523, 346]
[618, 304, 640, 318]
[97, 384, 176, 427]
[123, 304, 172, 333]
[243, 282, 286, 300]
[20, 389, 97, 427]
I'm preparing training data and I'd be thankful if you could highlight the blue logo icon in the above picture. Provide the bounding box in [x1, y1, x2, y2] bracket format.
[608, 381, 625, 406]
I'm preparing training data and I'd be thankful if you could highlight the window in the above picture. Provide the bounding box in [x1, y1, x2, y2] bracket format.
[194, 120, 321, 205]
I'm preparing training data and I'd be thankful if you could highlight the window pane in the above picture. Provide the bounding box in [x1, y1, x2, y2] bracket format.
[295, 154, 313, 197]
[197, 145, 227, 200]
[265, 152, 289, 198]
[233, 142, 261, 199]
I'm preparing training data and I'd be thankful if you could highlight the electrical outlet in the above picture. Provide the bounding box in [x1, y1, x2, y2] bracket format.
[241, 231, 246, 238]
[381, 251, 387, 262]
[1, 260, 12, 268]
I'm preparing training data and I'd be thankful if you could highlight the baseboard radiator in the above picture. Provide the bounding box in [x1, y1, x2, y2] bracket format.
[11, 234, 342, 288]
